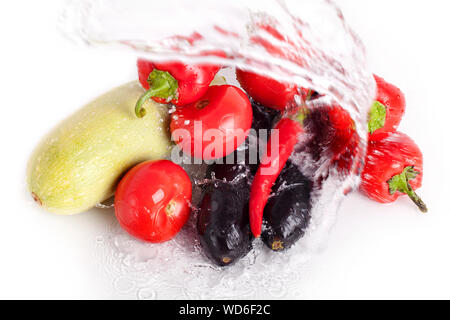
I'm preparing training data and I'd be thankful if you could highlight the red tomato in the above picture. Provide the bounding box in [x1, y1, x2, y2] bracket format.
[114, 160, 192, 243]
[170, 85, 253, 160]
[236, 69, 297, 110]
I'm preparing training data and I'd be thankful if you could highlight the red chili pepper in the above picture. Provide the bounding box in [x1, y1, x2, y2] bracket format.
[236, 69, 298, 111]
[135, 51, 226, 117]
[368, 74, 406, 141]
[360, 132, 427, 213]
[249, 114, 304, 237]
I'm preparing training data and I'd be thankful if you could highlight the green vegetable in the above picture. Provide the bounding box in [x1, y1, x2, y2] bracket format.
[27, 82, 172, 215]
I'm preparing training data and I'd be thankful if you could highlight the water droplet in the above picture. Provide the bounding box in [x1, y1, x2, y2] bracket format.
[113, 277, 136, 293]
[137, 288, 157, 300]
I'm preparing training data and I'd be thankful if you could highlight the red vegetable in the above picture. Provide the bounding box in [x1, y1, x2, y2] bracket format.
[249, 115, 304, 237]
[360, 132, 427, 213]
[327, 105, 355, 135]
[135, 51, 225, 117]
[326, 105, 361, 176]
[236, 69, 298, 111]
[368, 74, 406, 141]
[114, 160, 192, 243]
[170, 85, 253, 160]
[236, 22, 310, 111]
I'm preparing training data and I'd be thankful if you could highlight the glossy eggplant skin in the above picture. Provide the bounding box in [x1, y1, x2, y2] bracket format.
[197, 101, 278, 266]
[262, 160, 313, 252]
[197, 166, 252, 266]
[250, 100, 280, 135]
[248, 101, 280, 173]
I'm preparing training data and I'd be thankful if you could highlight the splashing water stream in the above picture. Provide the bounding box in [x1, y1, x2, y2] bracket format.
[61, 0, 376, 299]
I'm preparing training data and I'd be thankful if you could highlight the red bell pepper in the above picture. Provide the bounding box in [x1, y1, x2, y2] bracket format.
[368, 74, 406, 141]
[360, 131, 427, 213]
[135, 51, 225, 117]
[249, 112, 305, 238]
[236, 23, 309, 112]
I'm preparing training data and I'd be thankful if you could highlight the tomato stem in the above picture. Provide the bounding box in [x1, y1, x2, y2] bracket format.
[135, 69, 178, 118]
[388, 166, 428, 213]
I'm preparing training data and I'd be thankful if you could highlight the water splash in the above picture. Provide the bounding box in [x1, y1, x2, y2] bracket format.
[61, 0, 376, 299]
[60, 0, 374, 119]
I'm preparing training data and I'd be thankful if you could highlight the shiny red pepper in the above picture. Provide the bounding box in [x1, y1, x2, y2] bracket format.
[249, 114, 304, 238]
[135, 51, 225, 117]
[325, 105, 362, 178]
[236, 23, 305, 111]
[236, 69, 298, 111]
[360, 132, 427, 213]
[368, 74, 406, 141]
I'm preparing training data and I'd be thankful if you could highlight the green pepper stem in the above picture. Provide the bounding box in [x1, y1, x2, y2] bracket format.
[135, 86, 167, 118]
[368, 101, 387, 134]
[388, 166, 428, 213]
[135, 69, 178, 118]
[404, 184, 428, 213]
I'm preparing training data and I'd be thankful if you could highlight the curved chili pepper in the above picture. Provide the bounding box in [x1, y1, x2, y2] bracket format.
[249, 114, 304, 238]
[368, 74, 406, 141]
[135, 51, 226, 117]
[360, 131, 427, 213]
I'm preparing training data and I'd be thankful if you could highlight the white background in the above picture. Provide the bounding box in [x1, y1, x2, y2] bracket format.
[0, 0, 449, 299]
